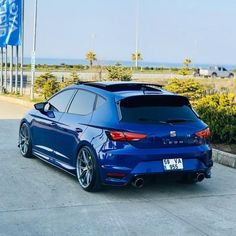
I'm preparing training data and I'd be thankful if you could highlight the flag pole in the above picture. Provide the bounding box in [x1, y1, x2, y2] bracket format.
[4, 46, 7, 91]
[31, 0, 38, 100]
[15, 46, 19, 93]
[20, 0, 24, 96]
[135, 0, 139, 68]
[9, 46, 13, 93]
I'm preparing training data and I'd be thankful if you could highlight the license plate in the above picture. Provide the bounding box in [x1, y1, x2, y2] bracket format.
[163, 158, 183, 171]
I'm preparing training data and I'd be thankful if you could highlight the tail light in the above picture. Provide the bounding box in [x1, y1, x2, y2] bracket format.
[195, 128, 211, 139]
[107, 131, 147, 142]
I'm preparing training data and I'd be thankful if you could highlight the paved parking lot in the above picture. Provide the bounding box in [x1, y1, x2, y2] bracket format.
[0, 98, 236, 236]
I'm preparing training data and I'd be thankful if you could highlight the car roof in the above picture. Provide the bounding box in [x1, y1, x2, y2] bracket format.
[69, 81, 174, 99]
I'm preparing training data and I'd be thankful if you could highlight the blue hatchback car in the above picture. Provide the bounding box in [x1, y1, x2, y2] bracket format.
[19, 82, 213, 192]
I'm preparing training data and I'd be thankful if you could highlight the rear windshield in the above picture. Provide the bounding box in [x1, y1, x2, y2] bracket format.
[120, 95, 199, 124]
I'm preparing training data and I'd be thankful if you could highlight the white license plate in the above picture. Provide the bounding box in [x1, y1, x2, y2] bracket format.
[163, 158, 183, 171]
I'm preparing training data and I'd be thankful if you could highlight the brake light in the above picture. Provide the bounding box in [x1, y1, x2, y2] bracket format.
[195, 128, 211, 138]
[107, 131, 147, 141]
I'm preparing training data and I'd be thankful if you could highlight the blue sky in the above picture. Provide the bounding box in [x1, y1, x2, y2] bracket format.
[24, 0, 236, 64]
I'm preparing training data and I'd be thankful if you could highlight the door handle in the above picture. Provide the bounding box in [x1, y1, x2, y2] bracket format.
[75, 127, 83, 133]
[50, 122, 57, 127]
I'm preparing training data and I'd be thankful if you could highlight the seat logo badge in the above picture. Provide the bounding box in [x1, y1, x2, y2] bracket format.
[170, 131, 177, 137]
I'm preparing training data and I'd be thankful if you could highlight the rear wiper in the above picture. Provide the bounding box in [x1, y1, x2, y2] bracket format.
[166, 119, 193, 123]
[138, 118, 168, 124]
[138, 118, 193, 124]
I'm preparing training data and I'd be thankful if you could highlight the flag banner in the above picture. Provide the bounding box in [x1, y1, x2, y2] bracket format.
[0, 0, 22, 47]
[0, 0, 8, 47]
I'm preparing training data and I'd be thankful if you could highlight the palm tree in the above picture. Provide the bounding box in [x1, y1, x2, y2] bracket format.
[131, 52, 143, 68]
[183, 58, 192, 68]
[85, 51, 97, 67]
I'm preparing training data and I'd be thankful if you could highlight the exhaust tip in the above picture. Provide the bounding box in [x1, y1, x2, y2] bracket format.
[132, 177, 145, 188]
[196, 173, 205, 182]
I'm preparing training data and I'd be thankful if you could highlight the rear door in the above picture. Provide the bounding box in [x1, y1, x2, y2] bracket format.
[53, 89, 97, 168]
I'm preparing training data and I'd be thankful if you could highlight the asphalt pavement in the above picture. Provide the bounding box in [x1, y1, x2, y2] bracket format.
[0, 98, 236, 236]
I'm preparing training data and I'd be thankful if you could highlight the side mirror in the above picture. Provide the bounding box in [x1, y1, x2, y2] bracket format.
[34, 102, 55, 118]
[34, 102, 47, 112]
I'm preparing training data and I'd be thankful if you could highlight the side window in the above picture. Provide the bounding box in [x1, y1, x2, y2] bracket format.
[68, 90, 96, 115]
[223, 68, 227, 71]
[48, 89, 76, 112]
[95, 96, 106, 109]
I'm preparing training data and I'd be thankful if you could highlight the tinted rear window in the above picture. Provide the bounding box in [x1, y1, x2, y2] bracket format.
[120, 95, 199, 124]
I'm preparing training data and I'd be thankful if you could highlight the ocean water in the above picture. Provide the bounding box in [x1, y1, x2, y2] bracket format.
[23, 57, 236, 70]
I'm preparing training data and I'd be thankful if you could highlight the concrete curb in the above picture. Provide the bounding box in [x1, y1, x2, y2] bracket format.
[0, 95, 34, 109]
[212, 148, 236, 168]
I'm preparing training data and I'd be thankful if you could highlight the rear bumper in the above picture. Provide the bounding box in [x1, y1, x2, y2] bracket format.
[98, 145, 213, 186]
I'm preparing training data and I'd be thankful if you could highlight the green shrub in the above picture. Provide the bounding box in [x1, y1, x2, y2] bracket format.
[60, 71, 80, 89]
[196, 93, 236, 144]
[178, 67, 191, 76]
[106, 66, 132, 81]
[165, 78, 205, 102]
[34, 72, 60, 99]
[43, 78, 60, 99]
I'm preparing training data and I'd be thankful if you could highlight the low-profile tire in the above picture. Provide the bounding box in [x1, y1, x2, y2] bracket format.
[76, 146, 101, 192]
[181, 173, 197, 184]
[19, 122, 33, 158]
